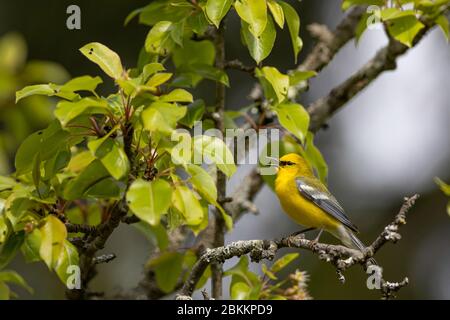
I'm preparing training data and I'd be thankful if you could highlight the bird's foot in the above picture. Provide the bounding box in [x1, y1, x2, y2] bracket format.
[289, 227, 316, 239]
[308, 229, 324, 248]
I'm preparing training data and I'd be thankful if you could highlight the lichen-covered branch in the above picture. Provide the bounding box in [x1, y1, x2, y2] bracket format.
[178, 195, 419, 299]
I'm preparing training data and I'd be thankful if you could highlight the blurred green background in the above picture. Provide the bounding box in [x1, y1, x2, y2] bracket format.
[0, 0, 449, 299]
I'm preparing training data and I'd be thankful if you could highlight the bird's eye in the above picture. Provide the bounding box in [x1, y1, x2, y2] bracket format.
[280, 161, 295, 167]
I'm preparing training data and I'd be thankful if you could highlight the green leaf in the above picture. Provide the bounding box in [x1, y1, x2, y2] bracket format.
[81, 177, 123, 199]
[279, 1, 302, 63]
[193, 135, 236, 177]
[380, 8, 416, 21]
[0, 282, 10, 300]
[274, 102, 310, 143]
[241, 15, 276, 64]
[67, 151, 96, 173]
[43, 149, 71, 181]
[133, 222, 169, 250]
[79, 42, 124, 79]
[436, 15, 449, 41]
[5, 198, 34, 230]
[355, 12, 370, 43]
[32, 153, 41, 193]
[0, 232, 25, 270]
[145, 21, 175, 56]
[179, 100, 205, 128]
[15, 121, 69, 175]
[15, 84, 61, 103]
[142, 63, 166, 82]
[225, 255, 250, 278]
[127, 179, 173, 226]
[0, 32, 26, 73]
[261, 263, 277, 280]
[147, 251, 184, 293]
[186, 164, 217, 203]
[386, 16, 425, 47]
[341, 0, 384, 11]
[21, 229, 42, 263]
[146, 72, 173, 87]
[55, 97, 109, 126]
[256, 66, 289, 104]
[235, 0, 268, 37]
[88, 130, 130, 180]
[0, 271, 33, 293]
[172, 185, 204, 226]
[289, 70, 317, 86]
[39, 215, 67, 269]
[142, 101, 187, 135]
[60, 75, 103, 96]
[63, 160, 120, 200]
[225, 255, 261, 291]
[188, 64, 230, 87]
[271, 253, 299, 273]
[435, 177, 450, 196]
[302, 132, 328, 184]
[188, 10, 210, 35]
[54, 240, 79, 284]
[205, 0, 233, 28]
[0, 215, 7, 244]
[160, 89, 193, 103]
[231, 281, 251, 300]
[268, 0, 285, 28]
[170, 20, 185, 47]
[139, 0, 194, 25]
[172, 40, 216, 86]
[186, 164, 232, 230]
[0, 176, 17, 192]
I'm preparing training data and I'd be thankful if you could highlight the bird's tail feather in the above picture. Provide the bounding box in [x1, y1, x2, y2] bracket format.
[348, 232, 377, 266]
[331, 226, 377, 265]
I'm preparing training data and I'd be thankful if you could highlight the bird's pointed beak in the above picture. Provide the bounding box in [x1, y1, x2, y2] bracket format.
[264, 156, 279, 167]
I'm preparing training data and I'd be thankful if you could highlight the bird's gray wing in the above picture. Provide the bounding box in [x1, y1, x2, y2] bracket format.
[295, 177, 359, 233]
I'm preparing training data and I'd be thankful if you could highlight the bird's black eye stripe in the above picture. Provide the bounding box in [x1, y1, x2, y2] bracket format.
[280, 161, 295, 166]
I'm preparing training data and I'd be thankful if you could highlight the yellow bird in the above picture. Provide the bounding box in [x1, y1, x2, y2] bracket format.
[274, 153, 373, 259]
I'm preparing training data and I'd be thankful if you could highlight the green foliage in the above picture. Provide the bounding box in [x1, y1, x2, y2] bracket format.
[225, 253, 309, 300]
[435, 177, 450, 216]
[0, 33, 69, 175]
[79, 43, 124, 79]
[353, 1, 450, 46]
[127, 179, 173, 226]
[3, 0, 446, 300]
[241, 16, 277, 64]
[279, 1, 303, 62]
[206, 0, 234, 28]
[273, 103, 309, 144]
[0, 270, 32, 300]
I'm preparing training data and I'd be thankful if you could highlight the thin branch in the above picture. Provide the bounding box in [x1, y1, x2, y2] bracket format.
[211, 22, 227, 300]
[233, 5, 447, 220]
[179, 195, 419, 299]
[249, 6, 367, 100]
[65, 223, 98, 235]
[93, 253, 116, 265]
[225, 59, 255, 73]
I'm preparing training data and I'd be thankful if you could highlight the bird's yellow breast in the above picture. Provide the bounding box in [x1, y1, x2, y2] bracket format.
[275, 174, 340, 231]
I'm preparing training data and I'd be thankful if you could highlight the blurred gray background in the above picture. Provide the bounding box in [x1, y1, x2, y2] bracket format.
[0, 0, 449, 299]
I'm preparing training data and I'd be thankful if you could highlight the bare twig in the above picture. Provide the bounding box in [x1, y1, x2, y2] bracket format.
[93, 253, 116, 265]
[211, 23, 227, 300]
[65, 223, 98, 235]
[179, 195, 419, 299]
[249, 6, 367, 101]
[225, 59, 255, 73]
